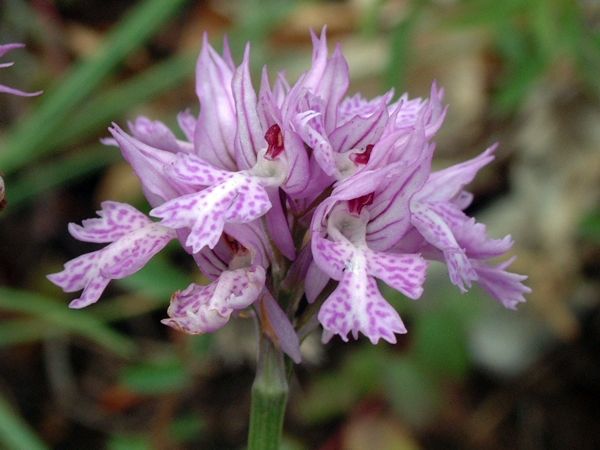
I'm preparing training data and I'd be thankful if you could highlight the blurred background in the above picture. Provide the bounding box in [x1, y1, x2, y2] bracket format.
[1, 0, 600, 448]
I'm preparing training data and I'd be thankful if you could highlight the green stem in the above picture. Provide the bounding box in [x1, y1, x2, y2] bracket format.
[248, 334, 288, 450]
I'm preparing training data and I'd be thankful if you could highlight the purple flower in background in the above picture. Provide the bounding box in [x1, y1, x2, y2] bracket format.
[0, 172, 6, 211]
[1, 43, 42, 212]
[0, 43, 42, 97]
[48, 27, 530, 353]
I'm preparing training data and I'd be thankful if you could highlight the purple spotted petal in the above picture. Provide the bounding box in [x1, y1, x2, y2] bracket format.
[161, 265, 265, 334]
[410, 201, 477, 291]
[177, 109, 196, 143]
[150, 173, 271, 252]
[366, 252, 427, 299]
[311, 215, 353, 272]
[47, 252, 110, 306]
[47, 223, 176, 308]
[167, 152, 233, 186]
[318, 264, 407, 344]
[366, 147, 434, 252]
[258, 70, 312, 195]
[338, 90, 394, 125]
[128, 116, 192, 154]
[453, 218, 514, 260]
[68, 201, 153, 243]
[328, 97, 389, 154]
[303, 29, 349, 134]
[294, 97, 336, 176]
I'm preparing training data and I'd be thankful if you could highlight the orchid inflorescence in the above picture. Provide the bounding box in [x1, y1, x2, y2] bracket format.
[48, 28, 530, 361]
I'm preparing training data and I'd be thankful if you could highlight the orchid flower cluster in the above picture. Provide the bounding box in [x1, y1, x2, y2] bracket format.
[48, 29, 530, 361]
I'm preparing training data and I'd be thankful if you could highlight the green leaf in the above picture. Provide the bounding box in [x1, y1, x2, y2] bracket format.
[0, 288, 136, 357]
[106, 434, 150, 450]
[0, 0, 191, 175]
[299, 344, 386, 423]
[120, 357, 191, 395]
[385, 5, 422, 93]
[0, 395, 49, 450]
[4, 144, 121, 213]
[384, 357, 443, 427]
[0, 318, 61, 347]
[299, 371, 359, 423]
[344, 344, 387, 392]
[412, 310, 470, 380]
[44, 51, 198, 153]
[169, 413, 205, 441]
[579, 209, 600, 244]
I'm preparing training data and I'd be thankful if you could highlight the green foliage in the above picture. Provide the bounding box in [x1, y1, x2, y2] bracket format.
[106, 435, 150, 450]
[384, 357, 443, 428]
[0, 396, 50, 450]
[0, 0, 192, 174]
[0, 287, 137, 356]
[579, 209, 600, 244]
[382, 0, 600, 113]
[120, 357, 192, 395]
[301, 281, 482, 427]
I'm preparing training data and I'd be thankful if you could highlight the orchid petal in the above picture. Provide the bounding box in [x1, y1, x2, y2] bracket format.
[318, 254, 407, 344]
[48, 222, 176, 308]
[233, 43, 263, 170]
[194, 34, 237, 170]
[68, 201, 153, 243]
[410, 201, 477, 291]
[162, 265, 265, 334]
[472, 258, 531, 310]
[151, 173, 271, 253]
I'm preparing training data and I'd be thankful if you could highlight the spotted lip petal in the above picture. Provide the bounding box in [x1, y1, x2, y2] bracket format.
[48, 221, 176, 309]
[161, 265, 266, 334]
[311, 203, 427, 343]
[317, 253, 408, 344]
[150, 172, 271, 253]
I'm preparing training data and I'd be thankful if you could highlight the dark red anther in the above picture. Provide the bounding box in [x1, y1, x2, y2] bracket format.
[223, 234, 249, 256]
[350, 144, 374, 165]
[348, 192, 374, 216]
[264, 124, 284, 160]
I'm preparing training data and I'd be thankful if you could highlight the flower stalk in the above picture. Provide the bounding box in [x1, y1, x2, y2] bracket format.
[248, 333, 289, 450]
